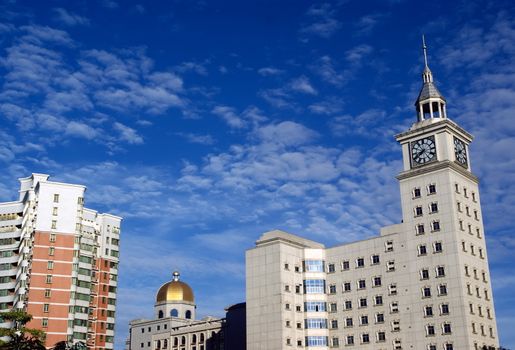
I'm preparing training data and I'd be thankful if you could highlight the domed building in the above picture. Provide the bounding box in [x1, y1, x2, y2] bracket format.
[155, 271, 196, 320]
[126, 272, 246, 350]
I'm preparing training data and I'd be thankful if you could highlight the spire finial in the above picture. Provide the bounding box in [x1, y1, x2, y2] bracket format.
[422, 34, 429, 68]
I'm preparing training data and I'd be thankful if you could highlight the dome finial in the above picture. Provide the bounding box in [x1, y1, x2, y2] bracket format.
[172, 271, 180, 281]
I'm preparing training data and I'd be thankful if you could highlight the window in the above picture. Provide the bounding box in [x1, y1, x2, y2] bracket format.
[46, 275, 52, 284]
[284, 284, 290, 292]
[52, 207, 58, 216]
[304, 260, 325, 272]
[359, 298, 367, 308]
[479, 248, 484, 259]
[305, 336, 328, 346]
[423, 287, 431, 298]
[436, 266, 445, 277]
[329, 284, 337, 294]
[374, 295, 383, 306]
[42, 318, 48, 327]
[416, 224, 425, 235]
[418, 245, 427, 255]
[442, 323, 452, 334]
[438, 284, 448, 296]
[430, 202, 438, 213]
[391, 320, 401, 332]
[360, 315, 368, 325]
[286, 338, 291, 346]
[385, 240, 394, 252]
[390, 302, 399, 313]
[332, 337, 339, 347]
[296, 305, 302, 312]
[47, 261, 54, 270]
[51, 220, 57, 229]
[415, 206, 423, 216]
[331, 319, 338, 329]
[345, 300, 352, 310]
[413, 187, 421, 198]
[356, 258, 365, 268]
[345, 317, 353, 327]
[474, 210, 479, 220]
[432, 220, 441, 231]
[428, 184, 436, 194]
[387, 260, 395, 272]
[373, 276, 382, 287]
[342, 260, 350, 270]
[361, 333, 370, 343]
[425, 306, 433, 317]
[484, 289, 490, 300]
[472, 192, 476, 202]
[426, 324, 435, 336]
[284, 263, 289, 270]
[358, 279, 366, 289]
[371, 254, 380, 264]
[463, 188, 468, 197]
[53, 194, 59, 203]
[377, 331, 386, 342]
[389, 283, 397, 295]
[457, 201, 462, 212]
[285, 320, 291, 328]
[465, 265, 470, 276]
[375, 313, 384, 323]
[454, 183, 460, 193]
[346, 336, 354, 345]
[295, 284, 301, 294]
[459, 220, 464, 231]
[44, 289, 51, 298]
[43, 304, 49, 313]
[440, 304, 450, 315]
[305, 301, 327, 312]
[420, 269, 429, 280]
[327, 263, 335, 273]
[329, 303, 337, 313]
[49, 233, 56, 242]
[343, 282, 351, 292]
[303, 279, 325, 294]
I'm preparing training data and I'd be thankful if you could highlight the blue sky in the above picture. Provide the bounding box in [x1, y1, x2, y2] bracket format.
[1, 0, 514, 348]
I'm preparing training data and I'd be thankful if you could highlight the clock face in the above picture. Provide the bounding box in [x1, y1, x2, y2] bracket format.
[454, 137, 468, 167]
[411, 136, 437, 166]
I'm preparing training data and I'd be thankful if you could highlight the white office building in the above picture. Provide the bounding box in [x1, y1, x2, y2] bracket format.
[246, 47, 499, 350]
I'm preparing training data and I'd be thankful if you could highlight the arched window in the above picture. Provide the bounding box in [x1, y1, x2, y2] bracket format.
[163, 339, 168, 349]
[181, 336, 186, 345]
[158, 310, 164, 319]
[192, 334, 197, 343]
[171, 309, 178, 317]
[174, 337, 178, 346]
[185, 310, 192, 319]
[200, 333, 205, 342]
[156, 340, 161, 350]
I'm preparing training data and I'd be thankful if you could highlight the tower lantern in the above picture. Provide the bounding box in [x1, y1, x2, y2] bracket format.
[415, 36, 447, 121]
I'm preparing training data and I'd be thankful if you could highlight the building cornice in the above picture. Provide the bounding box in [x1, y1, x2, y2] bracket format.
[396, 159, 479, 183]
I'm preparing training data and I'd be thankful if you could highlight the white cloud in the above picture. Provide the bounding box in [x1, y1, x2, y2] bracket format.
[289, 76, 317, 95]
[212, 105, 246, 129]
[257, 67, 284, 76]
[113, 122, 144, 144]
[345, 44, 374, 65]
[53, 8, 90, 26]
[65, 121, 98, 139]
[300, 3, 342, 39]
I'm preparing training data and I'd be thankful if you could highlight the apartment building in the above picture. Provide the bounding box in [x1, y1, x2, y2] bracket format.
[0, 174, 121, 349]
[246, 47, 498, 350]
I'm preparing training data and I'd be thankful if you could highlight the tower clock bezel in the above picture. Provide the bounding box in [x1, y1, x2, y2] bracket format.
[410, 135, 437, 168]
[453, 136, 468, 168]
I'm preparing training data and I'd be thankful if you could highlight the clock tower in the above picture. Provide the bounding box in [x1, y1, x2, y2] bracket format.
[394, 39, 499, 349]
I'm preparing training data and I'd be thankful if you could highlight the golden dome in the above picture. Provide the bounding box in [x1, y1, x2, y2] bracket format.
[156, 271, 194, 304]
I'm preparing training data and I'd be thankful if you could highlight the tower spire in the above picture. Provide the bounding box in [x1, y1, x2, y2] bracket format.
[414, 36, 446, 122]
[422, 34, 429, 68]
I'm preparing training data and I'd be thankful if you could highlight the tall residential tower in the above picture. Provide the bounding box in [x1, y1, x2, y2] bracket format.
[246, 44, 498, 350]
[0, 174, 122, 349]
